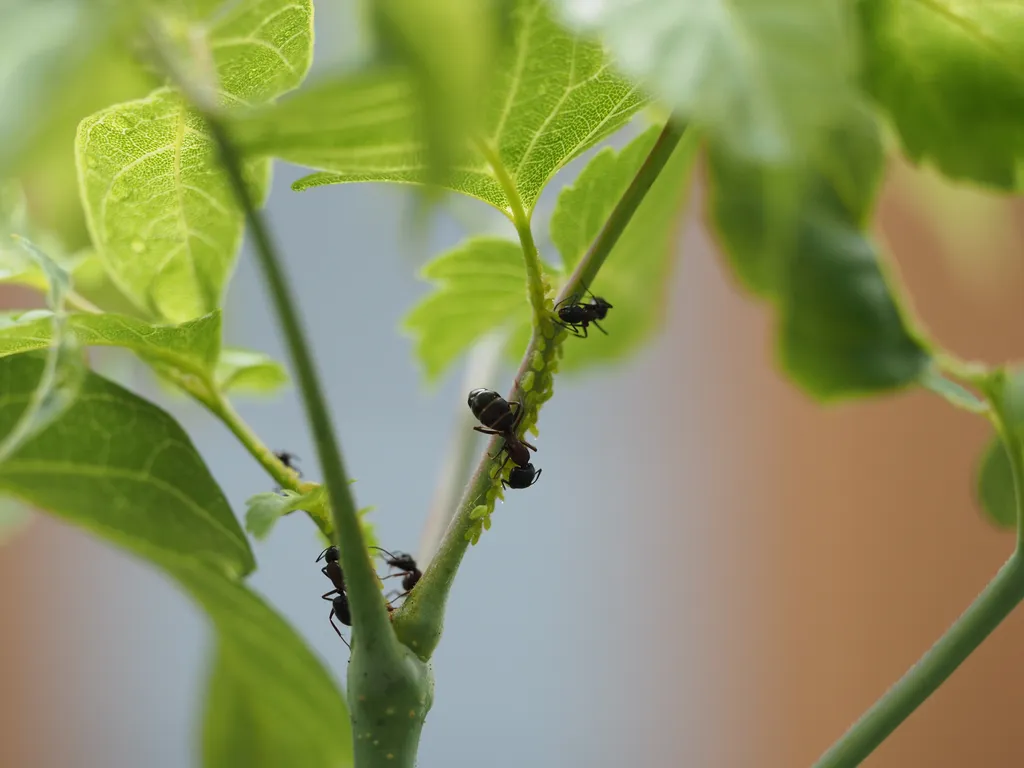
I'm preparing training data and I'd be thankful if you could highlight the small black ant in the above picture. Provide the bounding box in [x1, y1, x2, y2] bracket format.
[467, 388, 542, 488]
[275, 451, 302, 477]
[317, 546, 350, 646]
[372, 547, 422, 600]
[554, 282, 613, 338]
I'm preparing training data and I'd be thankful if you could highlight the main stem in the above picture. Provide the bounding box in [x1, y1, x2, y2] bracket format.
[813, 553, 1024, 767]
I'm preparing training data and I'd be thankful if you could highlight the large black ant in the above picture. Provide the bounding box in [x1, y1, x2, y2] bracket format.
[372, 547, 422, 601]
[317, 546, 351, 647]
[554, 282, 613, 338]
[467, 388, 542, 489]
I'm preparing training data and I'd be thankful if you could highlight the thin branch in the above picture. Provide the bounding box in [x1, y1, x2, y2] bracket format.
[393, 119, 691, 658]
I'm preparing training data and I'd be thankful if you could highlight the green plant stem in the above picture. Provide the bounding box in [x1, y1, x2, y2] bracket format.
[200, 111, 429, 767]
[813, 553, 1024, 768]
[816, 369, 1024, 767]
[475, 138, 547, 316]
[201, 387, 302, 493]
[394, 119, 690, 659]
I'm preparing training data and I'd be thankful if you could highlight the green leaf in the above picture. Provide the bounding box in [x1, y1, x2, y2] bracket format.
[216, 347, 289, 394]
[0, 354, 254, 576]
[920, 367, 988, 415]
[202, 634, 351, 768]
[76, 0, 313, 322]
[707, 106, 930, 399]
[245, 488, 317, 540]
[859, 0, 1024, 189]
[0, 238, 86, 464]
[976, 368, 1024, 528]
[547, 123, 700, 372]
[403, 237, 529, 381]
[0, 310, 221, 379]
[553, 0, 855, 162]
[236, 0, 648, 213]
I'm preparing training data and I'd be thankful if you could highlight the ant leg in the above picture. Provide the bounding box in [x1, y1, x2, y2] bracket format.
[529, 468, 543, 486]
[591, 319, 608, 336]
[329, 611, 351, 648]
[473, 426, 502, 436]
[321, 588, 340, 601]
[521, 438, 538, 452]
[553, 320, 585, 338]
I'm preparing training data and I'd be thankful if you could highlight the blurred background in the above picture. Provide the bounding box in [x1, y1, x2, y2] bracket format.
[3, 4, 1024, 768]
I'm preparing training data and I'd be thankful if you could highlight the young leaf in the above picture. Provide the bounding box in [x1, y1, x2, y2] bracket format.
[0, 310, 221, 377]
[245, 487, 322, 540]
[0, 354, 254, 576]
[202, 638, 351, 768]
[0, 238, 86, 464]
[216, 347, 289, 394]
[403, 237, 529, 382]
[707, 106, 930, 399]
[553, 0, 855, 163]
[76, 0, 313, 322]
[977, 369, 1024, 528]
[547, 122, 700, 372]
[859, 0, 1024, 189]
[235, 0, 648, 214]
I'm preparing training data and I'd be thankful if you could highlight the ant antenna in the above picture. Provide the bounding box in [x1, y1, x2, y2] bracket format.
[316, 546, 333, 563]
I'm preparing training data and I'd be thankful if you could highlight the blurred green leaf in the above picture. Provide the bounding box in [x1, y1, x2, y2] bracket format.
[0, 310, 221, 377]
[546, 123, 700, 372]
[859, 0, 1024, 189]
[238, 0, 647, 214]
[403, 238, 529, 381]
[920, 367, 988, 415]
[707, 107, 930, 399]
[0, 238, 86, 464]
[372, 0, 500, 192]
[0, 354, 253, 575]
[202, 632, 351, 768]
[554, 0, 855, 163]
[76, 0, 313, 322]
[976, 369, 1024, 528]
[216, 347, 288, 394]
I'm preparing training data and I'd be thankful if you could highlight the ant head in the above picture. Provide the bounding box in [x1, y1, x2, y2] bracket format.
[593, 296, 612, 310]
[317, 546, 339, 564]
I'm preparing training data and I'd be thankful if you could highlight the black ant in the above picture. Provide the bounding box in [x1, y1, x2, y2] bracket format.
[275, 451, 302, 477]
[467, 388, 542, 489]
[372, 547, 422, 601]
[317, 546, 350, 647]
[554, 282, 613, 338]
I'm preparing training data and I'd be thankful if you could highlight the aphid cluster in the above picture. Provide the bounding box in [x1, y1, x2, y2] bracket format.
[466, 283, 612, 492]
[315, 545, 423, 647]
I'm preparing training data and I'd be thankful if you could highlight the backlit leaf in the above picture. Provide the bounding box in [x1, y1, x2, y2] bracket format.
[0, 239, 86, 464]
[245, 488, 320, 540]
[553, 0, 855, 162]
[76, 0, 313, 322]
[0, 310, 221, 377]
[707, 106, 930, 399]
[236, 0, 647, 214]
[403, 238, 529, 381]
[0, 354, 253, 575]
[859, 0, 1024, 189]
[216, 347, 289, 394]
